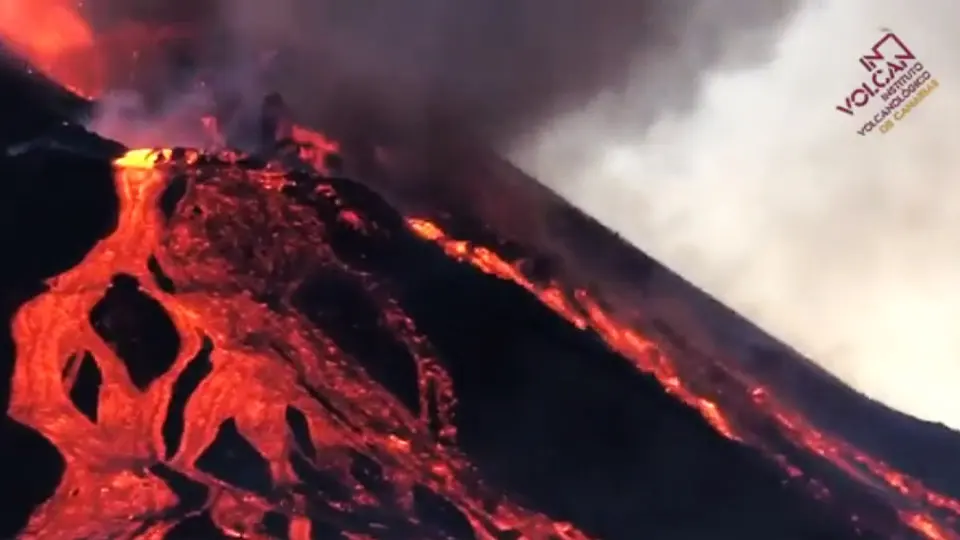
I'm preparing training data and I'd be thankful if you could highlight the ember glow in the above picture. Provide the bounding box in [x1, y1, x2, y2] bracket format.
[0, 0, 101, 97]
[406, 218, 960, 539]
[8, 147, 587, 538]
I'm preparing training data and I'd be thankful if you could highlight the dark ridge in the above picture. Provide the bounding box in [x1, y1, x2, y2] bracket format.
[67, 351, 101, 423]
[0, 51, 90, 146]
[260, 511, 289, 538]
[308, 519, 348, 540]
[437, 145, 960, 502]
[0, 283, 41, 407]
[0, 416, 65, 538]
[322, 177, 410, 233]
[298, 381, 354, 430]
[163, 511, 228, 539]
[343, 191, 881, 538]
[289, 452, 353, 503]
[0, 152, 118, 285]
[148, 463, 209, 513]
[89, 273, 180, 390]
[412, 484, 476, 540]
[290, 455, 424, 537]
[292, 269, 420, 415]
[424, 385, 445, 438]
[147, 255, 177, 294]
[0, 190, 69, 539]
[195, 419, 274, 494]
[285, 405, 317, 461]
[158, 174, 189, 221]
[746, 345, 960, 497]
[348, 450, 390, 499]
[284, 174, 411, 274]
[162, 337, 214, 460]
[323, 153, 345, 176]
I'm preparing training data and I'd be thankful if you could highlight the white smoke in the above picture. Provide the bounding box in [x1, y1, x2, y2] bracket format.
[511, 0, 960, 430]
[86, 88, 215, 149]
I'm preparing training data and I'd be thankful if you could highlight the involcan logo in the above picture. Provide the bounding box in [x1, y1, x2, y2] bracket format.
[835, 31, 939, 136]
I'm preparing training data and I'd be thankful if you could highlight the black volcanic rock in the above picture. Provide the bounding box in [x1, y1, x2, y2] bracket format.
[0, 48, 92, 146]
[0, 58, 947, 540]
[0, 132, 859, 540]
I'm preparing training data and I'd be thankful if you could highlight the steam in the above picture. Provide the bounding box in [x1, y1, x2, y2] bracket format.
[88, 88, 213, 148]
[511, 1, 960, 431]
[189, 1, 792, 146]
[82, 0, 793, 155]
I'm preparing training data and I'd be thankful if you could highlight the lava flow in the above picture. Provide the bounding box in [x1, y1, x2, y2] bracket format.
[8, 6, 959, 537]
[7, 148, 586, 539]
[405, 220, 960, 539]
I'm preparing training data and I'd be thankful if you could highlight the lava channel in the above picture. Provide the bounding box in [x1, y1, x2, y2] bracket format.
[8, 147, 586, 539]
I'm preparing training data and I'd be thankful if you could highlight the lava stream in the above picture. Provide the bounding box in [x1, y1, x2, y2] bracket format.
[8, 134, 959, 538]
[8, 148, 586, 539]
[405, 218, 960, 540]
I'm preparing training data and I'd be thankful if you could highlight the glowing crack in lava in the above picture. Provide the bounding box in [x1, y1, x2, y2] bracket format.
[8, 148, 586, 539]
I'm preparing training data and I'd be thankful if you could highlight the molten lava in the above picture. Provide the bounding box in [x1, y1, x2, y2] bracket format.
[8, 148, 586, 538]
[5, 113, 960, 536]
[9, 3, 956, 534]
[0, 0, 101, 97]
[404, 220, 960, 539]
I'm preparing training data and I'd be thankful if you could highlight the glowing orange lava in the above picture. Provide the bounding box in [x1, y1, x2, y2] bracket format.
[406, 218, 960, 540]
[0, 0, 102, 97]
[6, 129, 960, 536]
[291, 125, 341, 174]
[7, 148, 587, 538]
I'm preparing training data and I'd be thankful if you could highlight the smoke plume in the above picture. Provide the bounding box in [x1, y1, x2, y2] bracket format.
[81, 1, 960, 433]
[83, 1, 794, 150]
[512, 0, 960, 431]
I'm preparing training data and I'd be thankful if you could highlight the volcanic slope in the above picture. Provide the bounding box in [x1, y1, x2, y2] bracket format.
[367, 137, 960, 540]
[0, 66, 949, 539]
